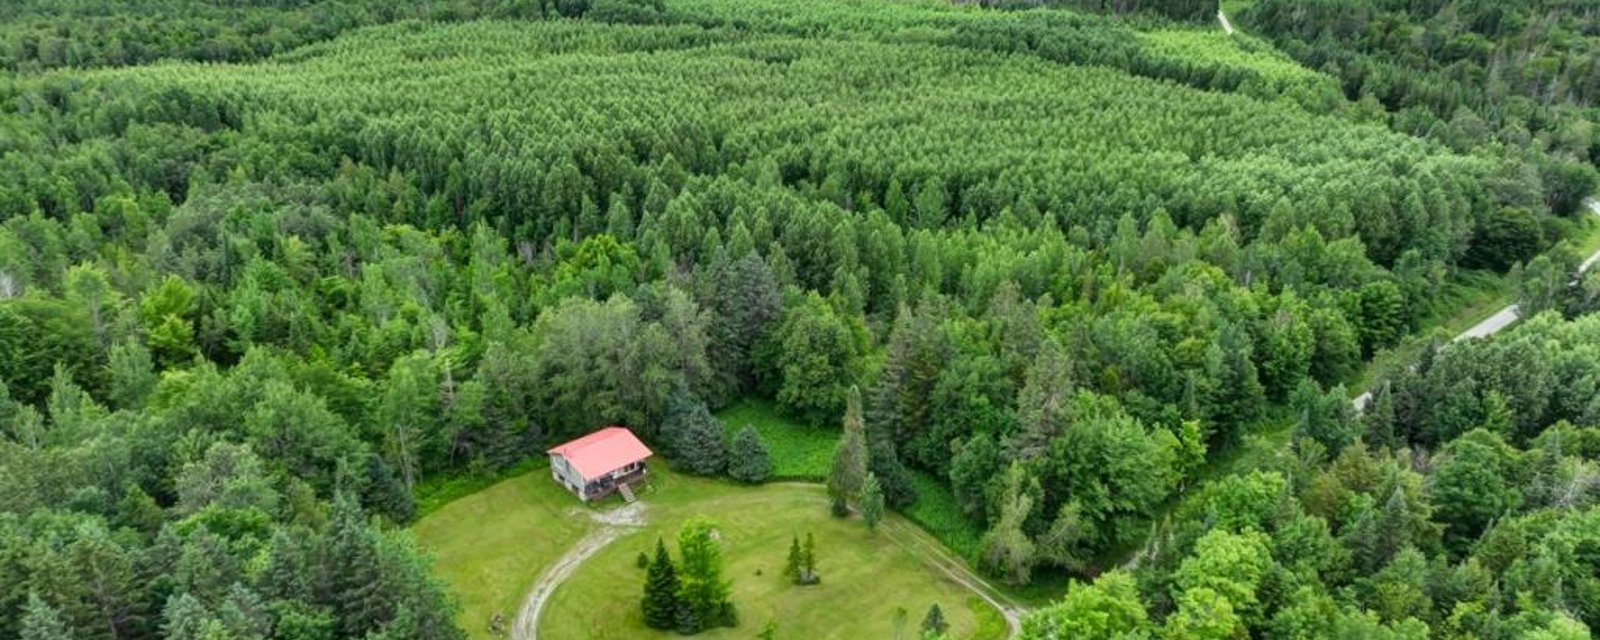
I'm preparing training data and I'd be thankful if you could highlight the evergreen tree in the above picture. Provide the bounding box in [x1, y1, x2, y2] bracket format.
[827, 386, 869, 516]
[726, 424, 772, 483]
[326, 494, 387, 638]
[783, 535, 802, 584]
[641, 538, 680, 631]
[1362, 380, 1398, 451]
[677, 517, 733, 631]
[160, 593, 217, 640]
[921, 603, 948, 636]
[674, 602, 701, 636]
[20, 593, 71, 640]
[861, 472, 885, 533]
[661, 386, 728, 476]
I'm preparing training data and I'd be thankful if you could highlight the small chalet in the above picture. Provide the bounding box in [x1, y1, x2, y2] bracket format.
[547, 427, 652, 502]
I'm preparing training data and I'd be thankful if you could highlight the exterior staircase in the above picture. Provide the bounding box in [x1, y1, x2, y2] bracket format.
[618, 483, 637, 503]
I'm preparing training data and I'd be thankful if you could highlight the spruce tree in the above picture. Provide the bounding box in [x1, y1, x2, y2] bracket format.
[674, 602, 701, 636]
[827, 386, 869, 516]
[783, 535, 802, 584]
[327, 494, 387, 638]
[921, 603, 948, 636]
[726, 424, 772, 483]
[641, 538, 681, 631]
[19, 593, 71, 640]
[662, 387, 728, 476]
[861, 472, 885, 533]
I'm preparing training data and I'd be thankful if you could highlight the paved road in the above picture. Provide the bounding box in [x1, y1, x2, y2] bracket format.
[1354, 201, 1600, 410]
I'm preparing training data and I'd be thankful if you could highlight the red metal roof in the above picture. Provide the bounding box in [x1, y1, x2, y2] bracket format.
[547, 427, 653, 480]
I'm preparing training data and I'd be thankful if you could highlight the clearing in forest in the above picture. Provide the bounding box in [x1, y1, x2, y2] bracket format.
[541, 468, 1010, 639]
[416, 462, 1008, 640]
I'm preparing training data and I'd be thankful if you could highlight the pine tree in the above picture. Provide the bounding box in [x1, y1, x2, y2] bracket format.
[921, 604, 948, 636]
[827, 386, 869, 516]
[861, 473, 885, 533]
[726, 424, 772, 483]
[20, 593, 71, 640]
[640, 538, 680, 631]
[783, 535, 802, 584]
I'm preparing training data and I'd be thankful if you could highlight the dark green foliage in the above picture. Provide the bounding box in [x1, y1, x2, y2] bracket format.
[637, 551, 650, 569]
[783, 535, 802, 585]
[861, 472, 885, 532]
[641, 539, 680, 631]
[921, 603, 948, 636]
[662, 388, 729, 476]
[1430, 429, 1523, 550]
[726, 424, 772, 483]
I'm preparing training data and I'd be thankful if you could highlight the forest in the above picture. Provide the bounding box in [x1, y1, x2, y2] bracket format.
[0, 0, 1598, 638]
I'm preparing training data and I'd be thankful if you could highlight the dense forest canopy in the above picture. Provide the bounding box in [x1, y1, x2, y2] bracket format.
[1, 0, 1598, 638]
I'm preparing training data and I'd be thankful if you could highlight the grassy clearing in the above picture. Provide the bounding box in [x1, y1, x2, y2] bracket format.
[412, 466, 593, 639]
[413, 457, 546, 518]
[1220, 0, 1256, 16]
[902, 470, 984, 561]
[716, 399, 837, 480]
[714, 400, 995, 575]
[541, 468, 1007, 640]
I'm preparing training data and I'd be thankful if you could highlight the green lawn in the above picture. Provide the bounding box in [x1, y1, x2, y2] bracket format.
[716, 399, 838, 480]
[541, 468, 1008, 640]
[412, 466, 594, 639]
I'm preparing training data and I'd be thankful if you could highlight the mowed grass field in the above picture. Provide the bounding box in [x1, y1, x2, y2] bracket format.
[412, 467, 592, 640]
[541, 468, 1007, 640]
[715, 400, 989, 567]
[716, 398, 837, 480]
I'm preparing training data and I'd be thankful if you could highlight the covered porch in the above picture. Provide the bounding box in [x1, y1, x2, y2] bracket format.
[578, 462, 648, 501]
